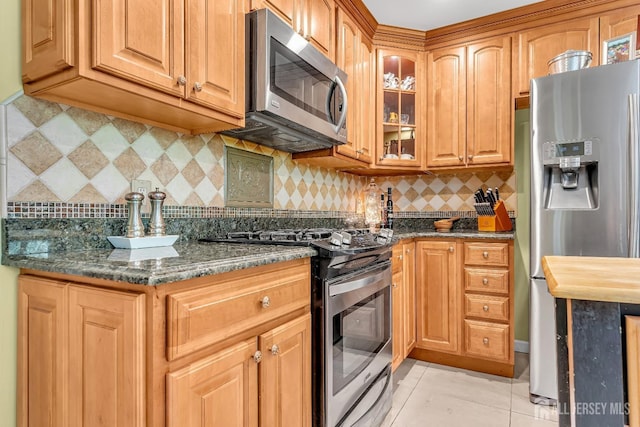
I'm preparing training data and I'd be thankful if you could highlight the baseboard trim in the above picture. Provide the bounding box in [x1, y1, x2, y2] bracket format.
[515, 340, 529, 353]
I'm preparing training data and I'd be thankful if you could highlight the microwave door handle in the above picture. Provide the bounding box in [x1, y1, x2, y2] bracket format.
[332, 75, 348, 133]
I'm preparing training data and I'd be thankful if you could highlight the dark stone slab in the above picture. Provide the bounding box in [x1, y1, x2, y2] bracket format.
[555, 298, 571, 427]
[564, 300, 625, 427]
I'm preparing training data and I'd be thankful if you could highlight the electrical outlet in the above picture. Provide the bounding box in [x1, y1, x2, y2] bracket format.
[131, 179, 152, 213]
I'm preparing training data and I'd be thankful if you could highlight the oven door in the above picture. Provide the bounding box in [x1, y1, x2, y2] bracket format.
[325, 262, 392, 427]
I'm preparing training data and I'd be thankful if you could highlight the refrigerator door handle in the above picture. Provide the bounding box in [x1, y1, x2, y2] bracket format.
[629, 94, 640, 258]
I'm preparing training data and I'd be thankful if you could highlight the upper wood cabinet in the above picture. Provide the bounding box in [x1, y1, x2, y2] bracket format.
[600, 5, 640, 42]
[21, 0, 74, 83]
[22, 0, 245, 134]
[517, 16, 599, 95]
[335, 8, 374, 164]
[426, 36, 512, 169]
[251, 0, 335, 60]
[292, 5, 373, 169]
[376, 48, 426, 170]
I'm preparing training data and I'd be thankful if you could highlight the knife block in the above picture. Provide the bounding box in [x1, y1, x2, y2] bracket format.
[478, 200, 512, 232]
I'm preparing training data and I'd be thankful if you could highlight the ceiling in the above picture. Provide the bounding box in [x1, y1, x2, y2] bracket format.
[361, 0, 545, 31]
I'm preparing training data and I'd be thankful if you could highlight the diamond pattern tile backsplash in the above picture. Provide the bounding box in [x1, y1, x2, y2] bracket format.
[5, 95, 517, 216]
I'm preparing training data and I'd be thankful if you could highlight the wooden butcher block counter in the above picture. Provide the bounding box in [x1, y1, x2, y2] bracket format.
[542, 256, 640, 427]
[543, 256, 640, 304]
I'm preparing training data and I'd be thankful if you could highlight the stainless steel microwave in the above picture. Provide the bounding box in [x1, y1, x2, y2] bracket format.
[222, 8, 348, 153]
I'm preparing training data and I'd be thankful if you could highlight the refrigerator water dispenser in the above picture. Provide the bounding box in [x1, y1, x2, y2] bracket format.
[541, 140, 599, 210]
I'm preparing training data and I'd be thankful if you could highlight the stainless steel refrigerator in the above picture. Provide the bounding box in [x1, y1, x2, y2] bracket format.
[529, 59, 640, 403]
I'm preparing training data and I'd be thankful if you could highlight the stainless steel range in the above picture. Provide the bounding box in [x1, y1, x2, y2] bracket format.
[202, 228, 394, 427]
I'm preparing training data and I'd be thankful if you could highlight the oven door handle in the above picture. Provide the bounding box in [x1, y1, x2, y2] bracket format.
[328, 266, 389, 298]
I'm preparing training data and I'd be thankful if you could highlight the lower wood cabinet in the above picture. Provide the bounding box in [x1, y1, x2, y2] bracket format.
[17, 258, 311, 427]
[391, 240, 417, 371]
[411, 238, 514, 377]
[166, 313, 311, 427]
[626, 315, 640, 427]
[18, 275, 146, 427]
[415, 240, 460, 353]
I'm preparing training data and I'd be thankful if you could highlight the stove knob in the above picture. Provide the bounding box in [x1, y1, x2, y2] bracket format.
[340, 231, 352, 245]
[329, 232, 343, 246]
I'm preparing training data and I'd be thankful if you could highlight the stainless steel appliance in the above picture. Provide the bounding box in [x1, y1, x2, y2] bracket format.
[530, 59, 640, 403]
[201, 228, 393, 426]
[222, 9, 348, 153]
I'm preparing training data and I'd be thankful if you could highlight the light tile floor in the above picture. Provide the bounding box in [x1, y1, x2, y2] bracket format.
[382, 353, 559, 427]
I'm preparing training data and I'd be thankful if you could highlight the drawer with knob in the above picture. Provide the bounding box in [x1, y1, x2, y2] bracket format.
[464, 242, 509, 267]
[463, 319, 510, 362]
[166, 262, 310, 360]
[464, 294, 509, 322]
[464, 268, 509, 294]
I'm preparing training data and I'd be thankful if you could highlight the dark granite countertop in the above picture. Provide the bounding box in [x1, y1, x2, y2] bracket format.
[3, 241, 317, 286]
[2, 221, 513, 287]
[394, 229, 515, 240]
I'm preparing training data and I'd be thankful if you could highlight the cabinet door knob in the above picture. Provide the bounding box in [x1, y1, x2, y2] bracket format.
[482, 278, 489, 285]
[406, 248, 411, 254]
[261, 296, 271, 308]
[270, 344, 280, 355]
[483, 305, 489, 312]
[458, 156, 464, 162]
[304, 34, 311, 41]
[482, 251, 489, 258]
[449, 246, 454, 253]
[468, 155, 474, 161]
[483, 337, 489, 345]
[393, 283, 397, 288]
[194, 82, 203, 92]
[399, 255, 403, 260]
[253, 351, 263, 363]
[177, 75, 187, 86]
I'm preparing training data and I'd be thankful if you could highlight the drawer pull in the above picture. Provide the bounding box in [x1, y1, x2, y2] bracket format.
[483, 337, 489, 345]
[270, 345, 280, 355]
[482, 278, 489, 285]
[482, 251, 489, 259]
[253, 351, 263, 363]
[483, 305, 489, 312]
[261, 296, 271, 308]
[449, 246, 454, 253]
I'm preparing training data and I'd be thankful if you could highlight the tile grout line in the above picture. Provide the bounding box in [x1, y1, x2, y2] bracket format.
[388, 363, 431, 427]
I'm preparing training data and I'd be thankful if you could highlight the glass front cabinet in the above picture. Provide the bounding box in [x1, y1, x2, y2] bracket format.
[376, 49, 425, 169]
